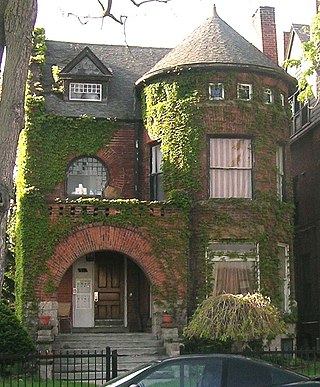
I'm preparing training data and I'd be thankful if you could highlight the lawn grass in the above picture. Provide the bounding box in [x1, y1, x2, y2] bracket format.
[0, 377, 96, 386]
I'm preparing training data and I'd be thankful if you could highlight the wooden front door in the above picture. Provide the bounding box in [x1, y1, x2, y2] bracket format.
[95, 252, 124, 322]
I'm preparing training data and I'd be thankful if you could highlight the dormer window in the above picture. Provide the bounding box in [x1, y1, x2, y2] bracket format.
[237, 83, 252, 101]
[59, 47, 113, 103]
[69, 83, 102, 101]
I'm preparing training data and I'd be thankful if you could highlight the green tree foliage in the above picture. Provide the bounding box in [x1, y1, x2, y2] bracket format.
[285, 11, 320, 101]
[0, 301, 35, 356]
[184, 293, 285, 350]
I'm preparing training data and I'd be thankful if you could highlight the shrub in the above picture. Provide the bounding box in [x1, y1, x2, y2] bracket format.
[0, 301, 35, 356]
[184, 293, 285, 351]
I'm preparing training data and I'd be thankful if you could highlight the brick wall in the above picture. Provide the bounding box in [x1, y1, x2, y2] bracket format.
[37, 221, 187, 303]
[46, 126, 136, 202]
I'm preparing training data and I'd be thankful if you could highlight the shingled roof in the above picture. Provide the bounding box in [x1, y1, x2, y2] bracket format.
[137, 6, 291, 84]
[43, 41, 170, 119]
[291, 24, 310, 44]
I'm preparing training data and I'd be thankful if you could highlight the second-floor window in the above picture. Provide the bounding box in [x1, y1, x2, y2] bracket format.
[66, 156, 108, 197]
[150, 144, 164, 201]
[209, 138, 253, 199]
[276, 145, 285, 201]
[69, 83, 102, 101]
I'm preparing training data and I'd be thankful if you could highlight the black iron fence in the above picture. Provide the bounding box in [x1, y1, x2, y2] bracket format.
[0, 347, 118, 386]
[1, 348, 320, 386]
[237, 348, 320, 378]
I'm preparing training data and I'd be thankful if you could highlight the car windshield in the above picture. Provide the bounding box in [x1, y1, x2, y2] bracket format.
[104, 363, 154, 386]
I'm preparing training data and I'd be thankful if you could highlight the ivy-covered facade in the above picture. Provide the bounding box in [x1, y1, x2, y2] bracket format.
[16, 9, 296, 348]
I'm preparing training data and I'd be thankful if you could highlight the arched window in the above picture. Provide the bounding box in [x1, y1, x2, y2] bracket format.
[66, 157, 108, 197]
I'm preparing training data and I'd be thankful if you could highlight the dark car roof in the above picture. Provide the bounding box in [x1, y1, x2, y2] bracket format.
[104, 354, 310, 386]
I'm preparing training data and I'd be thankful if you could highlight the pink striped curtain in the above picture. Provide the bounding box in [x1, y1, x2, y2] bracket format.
[210, 138, 252, 198]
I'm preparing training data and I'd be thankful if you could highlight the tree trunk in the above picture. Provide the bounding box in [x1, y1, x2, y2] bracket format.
[0, 0, 37, 290]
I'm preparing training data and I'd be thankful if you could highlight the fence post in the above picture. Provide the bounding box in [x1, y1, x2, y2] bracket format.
[39, 350, 54, 381]
[112, 350, 118, 379]
[105, 347, 111, 382]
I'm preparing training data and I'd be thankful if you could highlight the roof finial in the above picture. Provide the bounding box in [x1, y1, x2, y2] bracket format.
[213, 4, 218, 18]
[213, 4, 219, 17]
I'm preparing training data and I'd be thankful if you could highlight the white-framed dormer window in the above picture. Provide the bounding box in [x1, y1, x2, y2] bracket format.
[263, 88, 274, 104]
[209, 83, 224, 100]
[237, 83, 253, 101]
[206, 241, 259, 296]
[69, 82, 102, 101]
[278, 243, 290, 313]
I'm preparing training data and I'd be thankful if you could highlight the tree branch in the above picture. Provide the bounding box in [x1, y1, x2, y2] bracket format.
[67, 0, 171, 25]
[130, 0, 171, 6]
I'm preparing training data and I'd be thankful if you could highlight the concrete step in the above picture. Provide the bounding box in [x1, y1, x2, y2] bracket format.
[52, 332, 166, 379]
[53, 334, 162, 350]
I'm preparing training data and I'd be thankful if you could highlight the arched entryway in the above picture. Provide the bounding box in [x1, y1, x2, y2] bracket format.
[57, 250, 150, 332]
[37, 225, 171, 333]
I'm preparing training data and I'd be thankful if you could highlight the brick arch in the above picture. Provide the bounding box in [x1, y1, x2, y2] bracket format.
[37, 225, 165, 300]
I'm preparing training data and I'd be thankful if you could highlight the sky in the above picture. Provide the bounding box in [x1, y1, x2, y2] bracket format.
[36, 0, 316, 62]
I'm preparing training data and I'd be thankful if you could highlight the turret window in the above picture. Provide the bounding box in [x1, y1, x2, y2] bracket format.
[150, 144, 164, 201]
[209, 138, 253, 198]
[276, 145, 285, 201]
[263, 88, 274, 104]
[209, 83, 224, 100]
[237, 83, 252, 101]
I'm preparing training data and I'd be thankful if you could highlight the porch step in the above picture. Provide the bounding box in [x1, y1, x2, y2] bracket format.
[72, 326, 129, 333]
[52, 332, 166, 379]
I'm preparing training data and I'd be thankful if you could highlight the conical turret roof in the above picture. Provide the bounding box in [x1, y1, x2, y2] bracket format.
[137, 6, 291, 84]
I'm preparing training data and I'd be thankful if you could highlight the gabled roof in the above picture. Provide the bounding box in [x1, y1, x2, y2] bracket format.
[59, 46, 113, 80]
[292, 24, 310, 44]
[284, 24, 310, 62]
[137, 7, 291, 84]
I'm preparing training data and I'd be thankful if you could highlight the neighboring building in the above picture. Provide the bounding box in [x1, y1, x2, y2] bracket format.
[285, 4, 320, 348]
[16, 6, 296, 353]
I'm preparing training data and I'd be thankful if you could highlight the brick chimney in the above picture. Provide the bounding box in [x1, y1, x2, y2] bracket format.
[283, 31, 290, 60]
[252, 6, 278, 65]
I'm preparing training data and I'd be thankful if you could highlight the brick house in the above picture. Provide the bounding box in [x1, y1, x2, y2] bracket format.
[16, 6, 296, 352]
[285, 0, 320, 348]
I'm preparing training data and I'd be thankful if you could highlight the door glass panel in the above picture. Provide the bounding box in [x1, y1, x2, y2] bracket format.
[75, 279, 92, 309]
